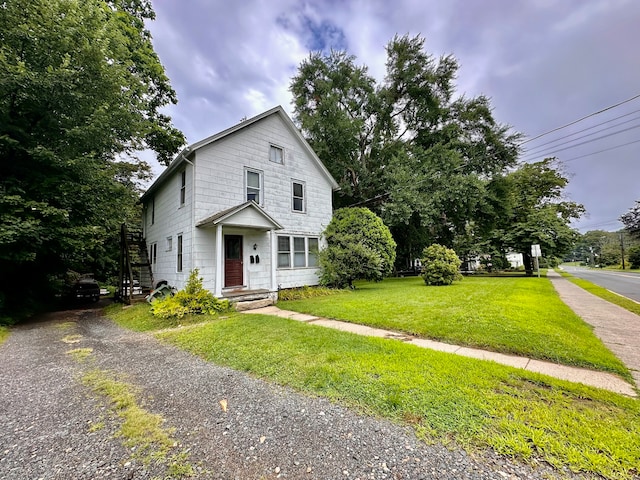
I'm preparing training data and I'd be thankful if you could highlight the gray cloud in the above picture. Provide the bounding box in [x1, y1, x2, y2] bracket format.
[147, 0, 640, 232]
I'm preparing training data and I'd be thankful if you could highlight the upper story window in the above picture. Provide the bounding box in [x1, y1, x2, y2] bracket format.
[292, 181, 305, 212]
[149, 197, 155, 225]
[179, 170, 186, 206]
[177, 234, 183, 272]
[269, 145, 284, 164]
[246, 169, 262, 204]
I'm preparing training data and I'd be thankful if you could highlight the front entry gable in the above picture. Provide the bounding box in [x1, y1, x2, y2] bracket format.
[196, 201, 283, 231]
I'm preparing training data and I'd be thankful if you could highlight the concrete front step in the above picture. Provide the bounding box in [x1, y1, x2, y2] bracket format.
[234, 298, 274, 311]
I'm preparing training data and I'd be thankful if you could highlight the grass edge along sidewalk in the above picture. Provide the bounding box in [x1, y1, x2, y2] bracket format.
[278, 275, 630, 381]
[107, 304, 640, 480]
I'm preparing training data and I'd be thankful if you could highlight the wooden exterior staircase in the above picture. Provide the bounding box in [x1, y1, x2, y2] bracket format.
[118, 223, 153, 304]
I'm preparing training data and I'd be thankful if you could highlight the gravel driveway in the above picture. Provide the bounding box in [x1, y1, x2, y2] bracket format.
[0, 306, 573, 480]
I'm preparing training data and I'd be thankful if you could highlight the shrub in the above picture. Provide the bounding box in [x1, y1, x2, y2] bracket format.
[319, 207, 396, 289]
[421, 244, 462, 286]
[277, 285, 338, 301]
[628, 245, 640, 269]
[151, 269, 230, 319]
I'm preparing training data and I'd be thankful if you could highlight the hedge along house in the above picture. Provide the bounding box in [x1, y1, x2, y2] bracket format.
[139, 106, 339, 304]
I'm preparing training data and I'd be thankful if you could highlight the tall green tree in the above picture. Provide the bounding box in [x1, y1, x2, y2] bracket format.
[492, 159, 584, 273]
[290, 35, 521, 268]
[0, 0, 185, 318]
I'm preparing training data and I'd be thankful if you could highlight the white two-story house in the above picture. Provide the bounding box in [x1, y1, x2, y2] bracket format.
[139, 106, 339, 300]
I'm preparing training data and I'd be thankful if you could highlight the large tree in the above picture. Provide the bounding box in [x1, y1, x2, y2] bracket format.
[620, 201, 640, 237]
[290, 35, 521, 267]
[0, 0, 185, 318]
[491, 159, 584, 273]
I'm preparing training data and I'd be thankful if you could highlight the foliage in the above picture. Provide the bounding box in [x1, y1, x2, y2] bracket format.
[0, 0, 185, 318]
[157, 314, 640, 480]
[570, 230, 629, 267]
[291, 34, 521, 265]
[151, 269, 230, 319]
[620, 200, 640, 237]
[319, 208, 396, 288]
[420, 244, 462, 285]
[280, 276, 628, 378]
[489, 159, 584, 274]
[628, 246, 640, 269]
[277, 285, 338, 301]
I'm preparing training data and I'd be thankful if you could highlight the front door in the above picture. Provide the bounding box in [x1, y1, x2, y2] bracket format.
[224, 235, 243, 287]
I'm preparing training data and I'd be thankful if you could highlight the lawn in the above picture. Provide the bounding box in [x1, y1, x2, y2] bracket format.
[279, 276, 629, 378]
[558, 269, 640, 317]
[106, 304, 640, 480]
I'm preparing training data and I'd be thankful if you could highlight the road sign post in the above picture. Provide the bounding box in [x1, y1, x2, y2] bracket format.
[531, 244, 542, 278]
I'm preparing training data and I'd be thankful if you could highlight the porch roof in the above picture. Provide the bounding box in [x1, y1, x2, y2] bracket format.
[195, 200, 283, 231]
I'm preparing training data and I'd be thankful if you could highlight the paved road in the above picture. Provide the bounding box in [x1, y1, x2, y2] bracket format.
[560, 265, 640, 302]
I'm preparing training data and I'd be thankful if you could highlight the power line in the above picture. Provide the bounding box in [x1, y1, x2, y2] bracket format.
[563, 138, 640, 163]
[521, 123, 640, 161]
[519, 93, 640, 145]
[522, 112, 640, 156]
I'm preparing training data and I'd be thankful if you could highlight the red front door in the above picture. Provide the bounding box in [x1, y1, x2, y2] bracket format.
[224, 235, 243, 287]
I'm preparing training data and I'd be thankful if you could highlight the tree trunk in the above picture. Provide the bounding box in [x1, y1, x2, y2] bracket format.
[522, 251, 534, 276]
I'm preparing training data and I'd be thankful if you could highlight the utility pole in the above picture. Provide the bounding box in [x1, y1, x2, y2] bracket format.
[620, 232, 626, 270]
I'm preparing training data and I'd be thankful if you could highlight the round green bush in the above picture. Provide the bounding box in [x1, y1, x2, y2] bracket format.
[421, 244, 462, 286]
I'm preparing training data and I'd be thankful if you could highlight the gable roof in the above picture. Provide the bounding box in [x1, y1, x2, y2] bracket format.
[195, 200, 283, 230]
[140, 105, 339, 202]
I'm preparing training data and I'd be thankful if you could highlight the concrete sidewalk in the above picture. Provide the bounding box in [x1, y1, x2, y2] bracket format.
[243, 296, 637, 397]
[548, 269, 640, 388]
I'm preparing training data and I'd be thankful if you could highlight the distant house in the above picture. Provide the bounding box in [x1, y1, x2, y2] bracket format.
[140, 106, 339, 300]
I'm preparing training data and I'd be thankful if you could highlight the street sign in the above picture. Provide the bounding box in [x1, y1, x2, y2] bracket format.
[531, 244, 541, 257]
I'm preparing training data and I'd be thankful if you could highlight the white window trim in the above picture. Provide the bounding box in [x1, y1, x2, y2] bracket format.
[276, 235, 320, 269]
[269, 144, 284, 164]
[179, 170, 186, 207]
[292, 180, 306, 213]
[166, 236, 173, 252]
[176, 233, 183, 273]
[150, 242, 157, 266]
[245, 167, 263, 205]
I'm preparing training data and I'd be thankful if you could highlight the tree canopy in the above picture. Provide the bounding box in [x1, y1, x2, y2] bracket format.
[0, 0, 185, 318]
[291, 35, 582, 270]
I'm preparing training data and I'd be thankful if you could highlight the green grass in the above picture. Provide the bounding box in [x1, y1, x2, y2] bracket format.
[82, 368, 194, 477]
[145, 313, 640, 480]
[0, 326, 9, 346]
[558, 270, 640, 316]
[105, 302, 217, 332]
[279, 276, 628, 378]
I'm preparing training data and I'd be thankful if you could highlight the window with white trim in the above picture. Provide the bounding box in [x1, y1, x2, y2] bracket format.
[177, 234, 183, 272]
[292, 181, 305, 212]
[269, 145, 284, 164]
[150, 242, 157, 266]
[246, 169, 262, 204]
[278, 236, 290, 268]
[293, 237, 306, 267]
[166, 236, 173, 252]
[277, 236, 320, 268]
[308, 237, 319, 267]
[179, 170, 186, 206]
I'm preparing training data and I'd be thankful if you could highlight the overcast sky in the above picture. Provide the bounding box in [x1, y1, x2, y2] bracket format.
[146, 0, 640, 233]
